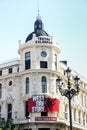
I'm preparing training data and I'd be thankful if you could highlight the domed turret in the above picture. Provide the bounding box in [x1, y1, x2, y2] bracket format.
[34, 18, 43, 31]
[25, 17, 49, 42]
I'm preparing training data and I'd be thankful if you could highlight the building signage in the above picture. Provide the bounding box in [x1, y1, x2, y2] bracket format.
[35, 37, 52, 44]
[35, 117, 57, 121]
[28, 95, 60, 113]
[32, 95, 44, 112]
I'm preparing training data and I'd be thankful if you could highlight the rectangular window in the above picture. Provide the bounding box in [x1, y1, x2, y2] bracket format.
[40, 61, 47, 68]
[25, 52, 31, 70]
[17, 67, 19, 72]
[41, 112, 48, 116]
[8, 68, 12, 74]
[25, 101, 29, 118]
[7, 104, 12, 119]
[0, 71, 2, 76]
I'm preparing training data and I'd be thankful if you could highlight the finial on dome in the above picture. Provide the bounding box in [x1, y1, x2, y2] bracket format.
[25, 0, 49, 42]
[37, 9, 40, 19]
[37, 0, 41, 20]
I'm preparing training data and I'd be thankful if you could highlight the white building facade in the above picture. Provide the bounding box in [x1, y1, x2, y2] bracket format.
[0, 17, 87, 130]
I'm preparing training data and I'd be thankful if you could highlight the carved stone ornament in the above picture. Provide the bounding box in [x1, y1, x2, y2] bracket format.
[6, 95, 14, 103]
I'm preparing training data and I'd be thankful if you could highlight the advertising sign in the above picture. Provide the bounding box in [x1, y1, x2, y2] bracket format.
[32, 95, 44, 112]
[35, 117, 57, 121]
[28, 95, 60, 113]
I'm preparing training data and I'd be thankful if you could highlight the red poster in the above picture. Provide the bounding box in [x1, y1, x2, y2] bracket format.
[44, 98, 60, 112]
[28, 96, 60, 113]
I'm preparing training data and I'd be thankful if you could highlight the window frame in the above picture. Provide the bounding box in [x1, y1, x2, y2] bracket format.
[8, 68, 12, 74]
[41, 112, 48, 116]
[7, 104, 12, 119]
[25, 101, 29, 118]
[0, 71, 2, 76]
[41, 76, 47, 93]
[40, 61, 48, 68]
[25, 52, 31, 70]
[26, 77, 29, 94]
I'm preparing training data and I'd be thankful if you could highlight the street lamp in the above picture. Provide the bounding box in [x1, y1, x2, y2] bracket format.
[56, 67, 80, 130]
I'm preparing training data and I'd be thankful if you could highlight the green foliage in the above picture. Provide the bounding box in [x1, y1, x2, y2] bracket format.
[0, 118, 19, 130]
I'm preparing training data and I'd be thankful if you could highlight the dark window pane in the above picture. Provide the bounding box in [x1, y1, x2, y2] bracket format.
[7, 104, 12, 119]
[17, 67, 19, 72]
[25, 52, 30, 60]
[26, 78, 29, 94]
[25, 52, 31, 70]
[25, 60, 30, 70]
[41, 112, 48, 116]
[0, 71, 2, 76]
[41, 76, 47, 93]
[40, 61, 47, 68]
[9, 68, 12, 73]
[8, 81, 12, 86]
[25, 101, 29, 118]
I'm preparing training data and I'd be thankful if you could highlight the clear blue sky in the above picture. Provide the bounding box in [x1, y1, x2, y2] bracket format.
[0, 0, 87, 78]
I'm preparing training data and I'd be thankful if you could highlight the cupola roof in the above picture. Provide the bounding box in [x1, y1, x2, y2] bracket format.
[25, 17, 49, 42]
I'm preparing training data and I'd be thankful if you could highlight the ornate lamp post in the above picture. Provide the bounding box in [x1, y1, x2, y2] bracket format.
[56, 67, 80, 130]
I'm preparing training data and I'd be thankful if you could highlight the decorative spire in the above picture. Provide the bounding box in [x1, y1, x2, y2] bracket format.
[37, 9, 39, 19]
[37, 0, 39, 18]
[37, 0, 41, 20]
[25, 0, 49, 42]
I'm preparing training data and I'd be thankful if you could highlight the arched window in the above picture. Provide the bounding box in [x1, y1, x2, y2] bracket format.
[0, 84, 2, 99]
[41, 76, 47, 93]
[26, 78, 29, 94]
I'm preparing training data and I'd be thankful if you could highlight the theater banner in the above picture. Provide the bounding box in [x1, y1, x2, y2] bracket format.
[28, 95, 60, 112]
